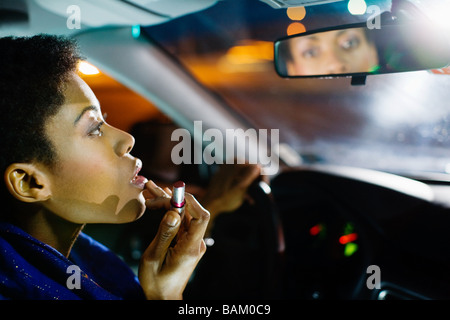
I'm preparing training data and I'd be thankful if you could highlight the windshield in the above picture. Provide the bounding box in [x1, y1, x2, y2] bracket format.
[144, 0, 450, 178]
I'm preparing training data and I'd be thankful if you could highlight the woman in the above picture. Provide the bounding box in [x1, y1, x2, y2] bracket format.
[0, 34, 211, 300]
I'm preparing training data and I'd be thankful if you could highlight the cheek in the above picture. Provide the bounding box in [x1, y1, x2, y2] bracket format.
[291, 56, 308, 73]
[48, 158, 144, 224]
[48, 151, 146, 223]
[52, 153, 117, 203]
[353, 45, 375, 65]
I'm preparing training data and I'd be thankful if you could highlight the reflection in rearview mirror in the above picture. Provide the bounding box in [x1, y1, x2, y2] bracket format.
[274, 23, 450, 78]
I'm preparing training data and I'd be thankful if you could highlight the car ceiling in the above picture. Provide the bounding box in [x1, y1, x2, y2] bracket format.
[0, 0, 218, 38]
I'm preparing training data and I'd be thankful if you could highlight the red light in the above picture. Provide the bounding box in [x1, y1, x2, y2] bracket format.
[309, 224, 322, 236]
[339, 233, 358, 245]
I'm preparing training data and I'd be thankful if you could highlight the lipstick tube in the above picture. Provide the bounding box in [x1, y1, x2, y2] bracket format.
[170, 181, 186, 218]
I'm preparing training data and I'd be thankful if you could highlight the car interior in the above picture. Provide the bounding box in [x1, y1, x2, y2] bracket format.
[2, 0, 450, 300]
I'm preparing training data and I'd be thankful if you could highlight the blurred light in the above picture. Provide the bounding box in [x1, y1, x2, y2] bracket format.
[287, 6, 306, 21]
[309, 224, 322, 236]
[78, 61, 100, 75]
[412, 1, 450, 31]
[344, 242, 359, 257]
[277, 143, 303, 166]
[287, 22, 306, 35]
[225, 40, 274, 65]
[348, 0, 367, 15]
[132, 24, 141, 38]
[259, 180, 272, 194]
[204, 237, 215, 247]
[339, 232, 358, 244]
[430, 66, 450, 75]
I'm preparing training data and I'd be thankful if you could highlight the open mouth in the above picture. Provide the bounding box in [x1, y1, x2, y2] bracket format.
[131, 159, 148, 189]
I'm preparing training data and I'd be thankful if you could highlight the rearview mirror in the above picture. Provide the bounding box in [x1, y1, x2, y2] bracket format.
[274, 22, 450, 78]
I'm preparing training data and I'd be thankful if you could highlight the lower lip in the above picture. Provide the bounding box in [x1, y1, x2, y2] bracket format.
[131, 175, 148, 189]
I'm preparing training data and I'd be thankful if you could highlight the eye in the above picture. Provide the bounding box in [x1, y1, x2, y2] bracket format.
[88, 121, 104, 137]
[302, 47, 320, 59]
[341, 36, 360, 51]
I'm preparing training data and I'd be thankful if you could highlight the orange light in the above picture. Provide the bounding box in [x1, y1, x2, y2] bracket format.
[431, 66, 450, 75]
[225, 40, 274, 65]
[339, 233, 358, 245]
[287, 6, 306, 21]
[287, 22, 306, 36]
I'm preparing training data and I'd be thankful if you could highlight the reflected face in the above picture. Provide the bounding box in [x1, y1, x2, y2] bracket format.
[42, 72, 147, 224]
[286, 28, 379, 76]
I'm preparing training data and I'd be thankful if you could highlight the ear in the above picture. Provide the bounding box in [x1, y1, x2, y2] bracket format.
[4, 163, 52, 203]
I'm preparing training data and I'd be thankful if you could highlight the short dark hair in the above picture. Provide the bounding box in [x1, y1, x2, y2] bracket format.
[0, 34, 81, 206]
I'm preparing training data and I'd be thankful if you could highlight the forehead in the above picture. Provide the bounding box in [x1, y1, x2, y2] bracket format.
[64, 72, 99, 107]
[44, 72, 100, 135]
[57, 72, 100, 121]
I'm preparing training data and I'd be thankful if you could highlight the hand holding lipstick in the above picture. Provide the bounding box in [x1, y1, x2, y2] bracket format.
[138, 180, 210, 300]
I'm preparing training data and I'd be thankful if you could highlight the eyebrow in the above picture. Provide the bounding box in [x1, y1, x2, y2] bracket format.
[304, 35, 318, 41]
[336, 30, 350, 37]
[73, 105, 99, 126]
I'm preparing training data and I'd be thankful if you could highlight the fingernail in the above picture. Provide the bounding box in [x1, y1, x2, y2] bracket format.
[166, 214, 179, 227]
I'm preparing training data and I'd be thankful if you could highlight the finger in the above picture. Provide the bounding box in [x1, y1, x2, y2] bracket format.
[146, 180, 170, 198]
[164, 187, 173, 196]
[183, 193, 210, 242]
[145, 197, 171, 210]
[145, 180, 171, 209]
[143, 188, 152, 199]
[144, 210, 180, 267]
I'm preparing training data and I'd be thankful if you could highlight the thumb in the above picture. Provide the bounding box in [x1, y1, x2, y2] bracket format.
[144, 210, 180, 266]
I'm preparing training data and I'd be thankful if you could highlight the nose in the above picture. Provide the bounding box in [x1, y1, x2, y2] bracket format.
[326, 50, 347, 74]
[110, 126, 135, 157]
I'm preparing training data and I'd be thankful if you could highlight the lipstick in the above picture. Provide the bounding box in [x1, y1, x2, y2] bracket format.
[170, 181, 186, 217]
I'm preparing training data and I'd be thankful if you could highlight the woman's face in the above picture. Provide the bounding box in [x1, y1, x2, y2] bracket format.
[41, 72, 148, 224]
[286, 28, 379, 76]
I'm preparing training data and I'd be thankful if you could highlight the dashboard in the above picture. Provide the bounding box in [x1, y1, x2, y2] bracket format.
[271, 166, 450, 299]
[185, 165, 450, 299]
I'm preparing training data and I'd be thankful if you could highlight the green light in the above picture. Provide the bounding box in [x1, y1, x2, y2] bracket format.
[132, 25, 141, 38]
[368, 64, 381, 73]
[344, 242, 359, 257]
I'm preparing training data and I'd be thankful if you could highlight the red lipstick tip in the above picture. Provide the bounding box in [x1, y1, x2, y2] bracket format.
[174, 180, 185, 188]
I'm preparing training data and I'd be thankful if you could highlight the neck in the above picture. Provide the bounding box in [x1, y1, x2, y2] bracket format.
[11, 207, 84, 258]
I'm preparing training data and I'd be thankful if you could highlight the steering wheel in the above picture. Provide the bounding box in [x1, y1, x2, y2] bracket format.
[184, 179, 284, 299]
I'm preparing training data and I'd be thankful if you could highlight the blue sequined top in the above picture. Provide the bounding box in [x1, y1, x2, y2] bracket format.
[0, 222, 145, 300]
